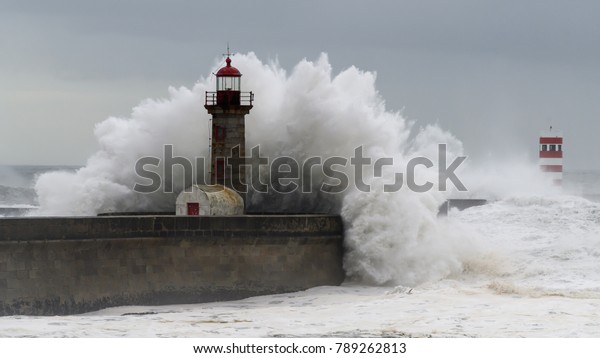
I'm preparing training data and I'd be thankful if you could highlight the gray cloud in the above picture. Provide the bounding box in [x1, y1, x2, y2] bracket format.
[1, 0, 599, 169]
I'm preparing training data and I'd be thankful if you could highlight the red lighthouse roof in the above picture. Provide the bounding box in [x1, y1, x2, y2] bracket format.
[215, 57, 241, 77]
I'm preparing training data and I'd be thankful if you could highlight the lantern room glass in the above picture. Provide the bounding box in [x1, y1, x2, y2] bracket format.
[217, 76, 240, 91]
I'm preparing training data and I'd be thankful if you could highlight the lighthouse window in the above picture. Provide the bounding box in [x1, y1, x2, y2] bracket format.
[217, 77, 240, 91]
[558, 145, 562, 151]
[541, 144, 548, 151]
[549, 144, 556, 151]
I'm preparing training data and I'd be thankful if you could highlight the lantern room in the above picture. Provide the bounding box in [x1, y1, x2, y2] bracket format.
[216, 57, 241, 91]
[211, 57, 243, 106]
[205, 55, 253, 108]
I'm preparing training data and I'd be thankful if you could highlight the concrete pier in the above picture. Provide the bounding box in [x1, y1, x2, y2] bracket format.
[0, 215, 344, 316]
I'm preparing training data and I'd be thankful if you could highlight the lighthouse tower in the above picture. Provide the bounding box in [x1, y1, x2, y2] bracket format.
[539, 126, 563, 185]
[205, 54, 253, 200]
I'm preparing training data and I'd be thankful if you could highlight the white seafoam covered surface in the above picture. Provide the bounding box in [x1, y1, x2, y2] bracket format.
[1, 284, 599, 338]
[2, 193, 600, 338]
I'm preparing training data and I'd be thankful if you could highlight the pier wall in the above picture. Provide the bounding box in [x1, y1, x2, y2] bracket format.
[0, 215, 344, 315]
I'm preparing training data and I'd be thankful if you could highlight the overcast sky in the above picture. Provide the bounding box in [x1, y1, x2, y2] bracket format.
[1, 0, 599, 170]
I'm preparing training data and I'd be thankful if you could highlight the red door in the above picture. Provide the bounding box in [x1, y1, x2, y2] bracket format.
[187, 202, 200, 216]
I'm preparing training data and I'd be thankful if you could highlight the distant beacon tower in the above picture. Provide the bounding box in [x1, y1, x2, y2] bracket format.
[539, 126, 563, 185]
[205, 53, 253, 202]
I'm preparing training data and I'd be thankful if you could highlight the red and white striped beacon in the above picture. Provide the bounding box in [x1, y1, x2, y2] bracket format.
[539, 126, 563, 185]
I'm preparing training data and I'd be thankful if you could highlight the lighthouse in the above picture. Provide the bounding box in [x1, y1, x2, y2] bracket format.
[175, 52, 252, 216]
[539, 126, 563, 185]
[205, 54, 254, 200]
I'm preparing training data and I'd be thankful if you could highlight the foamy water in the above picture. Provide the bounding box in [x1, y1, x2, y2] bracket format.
[1, 283, 598, 338]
